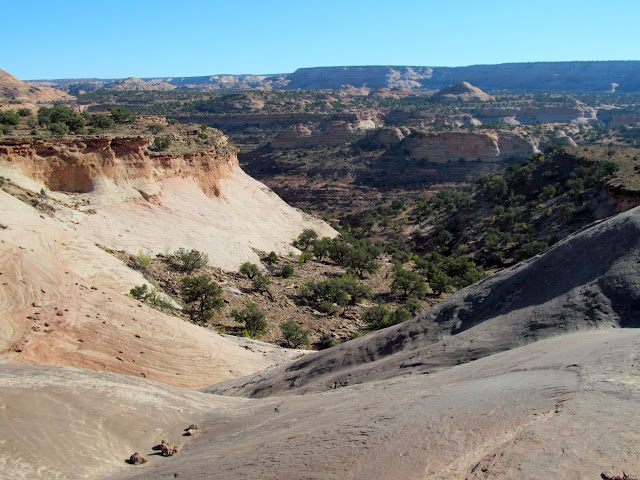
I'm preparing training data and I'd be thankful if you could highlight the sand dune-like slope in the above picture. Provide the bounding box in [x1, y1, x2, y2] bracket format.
[209, 206, 640, 397]
[1, 329, 638, 479]
[78, 169, 334, 271]
[0, 190, 301, 389]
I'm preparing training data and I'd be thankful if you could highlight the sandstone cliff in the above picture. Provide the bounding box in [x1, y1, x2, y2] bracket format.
[0, 134, 335, 270]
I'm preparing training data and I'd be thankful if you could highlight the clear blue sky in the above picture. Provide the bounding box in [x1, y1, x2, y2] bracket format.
[4, 0, 640, 80]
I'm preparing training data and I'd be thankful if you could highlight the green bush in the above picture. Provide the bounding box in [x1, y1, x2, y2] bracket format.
[280, 265, 295, 278]
[172, 248, 208, 272]
[391, 266, 427, 298]
[317, 333, 336, 350]
[150, 136, 171, 151]
[231, 303, 266, 337]
[280, 320, 310, 348]
[252, 273, 270, 292]
[180, 275, 224, 323]
[89, 114, 115, 130]
[147, 123, 165, 134]
[110, 106, 135, 124]
[38, 106, 85, 133]
[0, 110, 20, 126]
[265, 251, 279, 265]
[130, 284, 148, 300]
[48, 122, 70, 136]
[17, 108, 32, 117]
[136, 249, 152, 268]
[239, 262, 260, 279]
[362, 305, 412, 330]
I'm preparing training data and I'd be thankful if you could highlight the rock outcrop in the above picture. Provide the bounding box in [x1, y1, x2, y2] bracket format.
[431, 81, 494, 101]
[0, 69, 72, 101]
[401, 131, 538, 162]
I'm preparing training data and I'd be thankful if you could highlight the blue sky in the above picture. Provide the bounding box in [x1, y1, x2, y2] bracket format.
[4, 0, 640, 80]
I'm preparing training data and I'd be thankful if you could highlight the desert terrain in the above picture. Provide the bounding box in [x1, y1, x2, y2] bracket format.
[1, 63, 640, 479]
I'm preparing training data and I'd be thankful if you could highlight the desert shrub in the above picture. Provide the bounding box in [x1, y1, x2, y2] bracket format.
[300, 275, 369, 307]
[150, 136, 171, 151]
[280, 265, 294, 278]
[89, 114, 115, 130]
[405, 298, 423, 316]
[293, 228, 318, 250]
[298, 252, 307, 267]
[110, 106, 135, 124]
[38, 106, 85, 133]
[239, 262, 259, 279]
[280, 320, 310, 348]
[17, 108, 32, 117]
[252, 273, 270, 292]
[167, 118, 179, 125]
[362, 305, 412, 330]
[0, 110, 20, 126]
[172, 248, 208, 272]
[130, 284, 148, 300]
[87, 127, 101, 135]
[48, 122, 70, 136]
[180, 274, 224, 323]
[231, 303, 266, 337]
[516, 241, 548, 260]
[338, 275, 372, 304]
[391, 266, 427, 298]
[318, 302, 339, 315]
[136, 249, 152, 268]
[317, 333, 336, 350]
[265, 251, 279, 265]
[301, 279, 348, 307]
[147, 123, 165, 134]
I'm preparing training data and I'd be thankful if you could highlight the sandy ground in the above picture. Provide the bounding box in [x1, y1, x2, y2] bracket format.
[1, 329, 638, 479]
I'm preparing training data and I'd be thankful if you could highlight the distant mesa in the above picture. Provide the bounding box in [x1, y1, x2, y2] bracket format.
[431, 81, 494, 101]
[0, 68, 73, 101]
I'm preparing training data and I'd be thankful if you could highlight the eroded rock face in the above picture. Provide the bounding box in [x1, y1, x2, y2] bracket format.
[0, 136, 237, 198]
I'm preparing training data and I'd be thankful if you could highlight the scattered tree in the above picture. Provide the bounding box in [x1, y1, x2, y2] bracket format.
[180, 275, 224, 323]
[231, 303, 267, 337]
[280, 320, 310, 348]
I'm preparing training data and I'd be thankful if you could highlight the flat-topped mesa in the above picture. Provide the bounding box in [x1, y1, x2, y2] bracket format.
[0, 134, 238, 198]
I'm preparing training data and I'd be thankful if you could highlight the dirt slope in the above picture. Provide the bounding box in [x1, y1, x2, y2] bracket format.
[208, 206, 640, 397]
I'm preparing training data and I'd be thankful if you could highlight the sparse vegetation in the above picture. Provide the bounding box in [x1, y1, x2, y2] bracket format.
[171, 248, 208, 272]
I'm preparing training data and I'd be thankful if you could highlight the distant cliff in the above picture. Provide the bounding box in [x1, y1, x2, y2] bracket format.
[30, 61, 640, 94]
